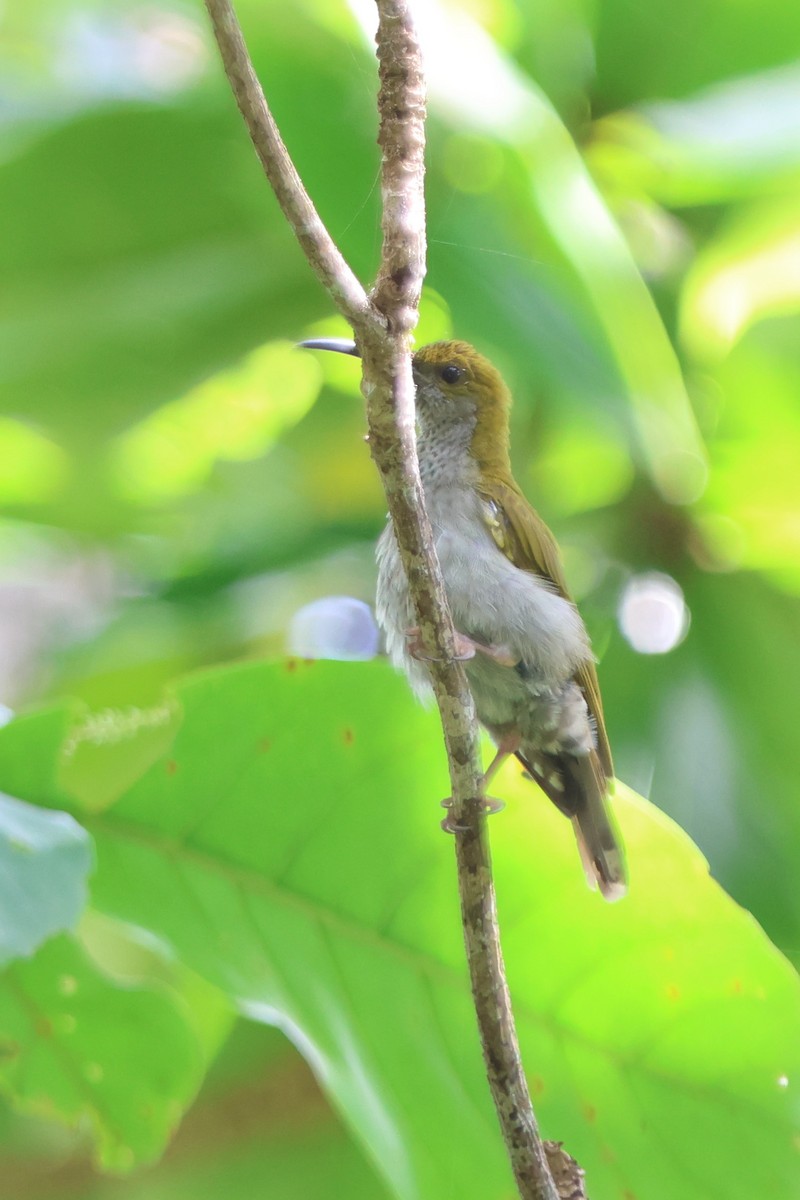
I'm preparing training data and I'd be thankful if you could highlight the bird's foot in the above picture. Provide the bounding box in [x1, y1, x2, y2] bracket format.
[405, 627, 518, 667]
[439, 795, 505, 833]
[405, 627, 478, 662]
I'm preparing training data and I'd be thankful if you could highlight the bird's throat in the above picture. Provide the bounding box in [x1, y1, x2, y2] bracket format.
[417, 413, 479, 491]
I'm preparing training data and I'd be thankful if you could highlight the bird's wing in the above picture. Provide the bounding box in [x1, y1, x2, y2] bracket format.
[477, 477, 613, 778]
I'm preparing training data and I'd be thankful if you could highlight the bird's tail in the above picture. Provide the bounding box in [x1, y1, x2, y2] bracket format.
[565, 753, 627, 901]
[516, 745, 627, 901]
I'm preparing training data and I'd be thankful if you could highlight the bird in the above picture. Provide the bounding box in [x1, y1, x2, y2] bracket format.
[300, 336, 626, 900]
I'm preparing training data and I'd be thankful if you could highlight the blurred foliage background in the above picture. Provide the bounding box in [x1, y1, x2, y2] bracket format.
[2, 0, 800, 1195]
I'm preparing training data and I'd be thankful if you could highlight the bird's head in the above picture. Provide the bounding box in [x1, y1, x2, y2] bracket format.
[298, 337, 513, 475]
[411, 340, 511, 472]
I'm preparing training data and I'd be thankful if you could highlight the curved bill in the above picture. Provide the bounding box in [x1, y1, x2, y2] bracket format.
[298, 337, 359, 356]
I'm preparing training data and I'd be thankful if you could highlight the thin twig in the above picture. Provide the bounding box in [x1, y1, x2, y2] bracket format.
[203, 0, 371, 327]
[455, 828, 559, 1200]
[203, 2, 563, 1197]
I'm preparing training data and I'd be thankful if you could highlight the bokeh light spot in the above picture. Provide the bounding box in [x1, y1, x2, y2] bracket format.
[618, 573, 689, 654]
[288, 597, 379, 662]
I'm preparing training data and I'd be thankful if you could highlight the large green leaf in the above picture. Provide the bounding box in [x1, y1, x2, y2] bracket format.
[683, 572, 800, 957]
[80, 1018, 392, 1200]
[0, 660, 797, 1199]
[0, 933, 203, 1170]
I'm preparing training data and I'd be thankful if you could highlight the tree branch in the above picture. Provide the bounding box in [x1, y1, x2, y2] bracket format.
[203, 0, 371, 327]
[203, 2, 563, 1197]
[372, 0, 427, 332]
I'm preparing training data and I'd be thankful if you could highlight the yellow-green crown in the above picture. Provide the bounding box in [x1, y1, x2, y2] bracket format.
[414, 341, 508, 403]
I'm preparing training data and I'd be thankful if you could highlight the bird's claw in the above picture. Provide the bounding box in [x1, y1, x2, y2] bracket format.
[404, 627, 477, 663]
[439, 795, 505, 833]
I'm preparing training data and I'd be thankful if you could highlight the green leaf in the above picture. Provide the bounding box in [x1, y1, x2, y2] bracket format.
[681, 203, 800, 361]
[1, 660, 797, 1200]
[0, 933, 203, 1171]
[0, 794, 92, 966]
[0, 706, 74, 811]
[685, 315, 800, 587]
[591, 74, 800, 210]
[683, 572, 800, 955]
[69, 1018, 393, 1200]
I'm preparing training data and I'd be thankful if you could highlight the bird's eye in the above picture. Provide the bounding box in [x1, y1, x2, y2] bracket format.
[440, 364, 464, 385]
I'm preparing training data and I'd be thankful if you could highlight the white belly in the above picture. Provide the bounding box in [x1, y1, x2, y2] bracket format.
[375, 484, 590, 701]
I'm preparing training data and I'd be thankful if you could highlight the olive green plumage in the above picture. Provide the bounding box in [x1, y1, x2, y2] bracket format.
[301, 335, 627, 899]
[403, 341, 626, 899]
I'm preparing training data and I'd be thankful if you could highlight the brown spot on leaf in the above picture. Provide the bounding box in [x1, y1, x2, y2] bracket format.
[530, 1075, 544, 1097]
[285, 658, 297, 672]
[666, 984, 681, 1001]
[623, 1191, 638, 1200]
[583, 1103, 596, 1123]
[258, 737, 272, 753]
[166, 760, 178, 775]
[343, 728, 355, 746]
[0, 1041, 19, 1061]
[36, 1018, 53, 1039]
[731, 978, 743, 994]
